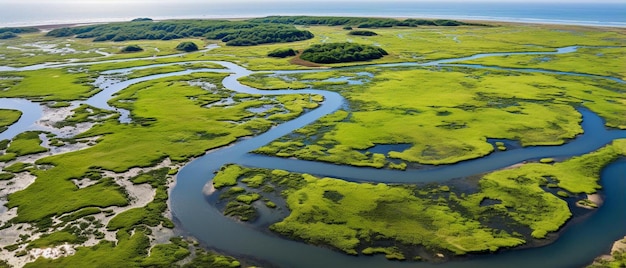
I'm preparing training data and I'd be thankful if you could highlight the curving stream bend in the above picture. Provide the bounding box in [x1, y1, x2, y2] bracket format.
[1, 46, 625, 267]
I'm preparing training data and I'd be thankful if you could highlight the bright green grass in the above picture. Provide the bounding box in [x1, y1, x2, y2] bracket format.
[58, 207, 101, 223]
[0, 34, 105, 67]
[312, 25, 623, 65]
[238, 73, 309, 90]
[2, 162, 32, 173]
[257, 66, 626, 165]
[83, 38, 210, 60]
[183, 248, 241, 268]
[194, 24, 626, 70]
[124, 61, 224, 79]
[25, 230, 151, 267]
[213, 164, 246, 189]
[0, 172, 15, 180]
[27, 231, 79, 249]
[222, 140, 626, 258]
[272, 176, 525, 255]
[7, 72, 320, 224]
[107, 187, 173, 231]
[6, 131, 48, 156]
[55, 104, 115, 128]
[26, 230, 229, 268]
[458, 46, 626, 80]
[362, 247, 406, 260]
[140, 242, 190, 267]
[0, 109, 21, 132]
[0, 33, 210, 67]
[0, 68, 99, 101]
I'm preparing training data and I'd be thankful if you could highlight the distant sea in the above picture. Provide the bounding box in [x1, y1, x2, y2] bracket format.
[1, 1, 625, 28]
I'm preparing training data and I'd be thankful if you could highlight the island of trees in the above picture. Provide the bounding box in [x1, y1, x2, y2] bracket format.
[175, 41, 199, 52]
[300, 42, 388, 63]
[267, 48, 297, 58]
[348, 30, 378, 36]
[120, 45, 143, 53]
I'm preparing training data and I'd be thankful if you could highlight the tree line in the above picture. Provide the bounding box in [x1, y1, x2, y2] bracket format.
[247, 16, 485, 28]
[46, 20, 314, 46]
[0, 27, 39, 39]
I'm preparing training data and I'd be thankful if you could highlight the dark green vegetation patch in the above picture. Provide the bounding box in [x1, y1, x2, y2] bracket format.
[175, 41, 199, 52]
[46, 20, 314, 46]
[0, 27, 39, 39]
[348, 30, 378, 36]
[300, 42, 388, 64]
[248, 16, 478, 28]
[267, 48, 297, 58]
[120, 45, 143, 53]
[0, 32, 18, 39]
[131, 18, 153, 22]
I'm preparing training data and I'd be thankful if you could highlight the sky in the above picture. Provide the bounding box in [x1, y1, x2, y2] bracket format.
[1, 0, 625, 2]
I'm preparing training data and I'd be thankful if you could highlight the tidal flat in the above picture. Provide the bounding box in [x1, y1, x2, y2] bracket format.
[0, 17, 625, 267]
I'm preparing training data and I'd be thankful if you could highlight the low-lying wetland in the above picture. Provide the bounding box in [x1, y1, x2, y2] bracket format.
[0, 18, 625, 268]
[211, 139, 626, 261]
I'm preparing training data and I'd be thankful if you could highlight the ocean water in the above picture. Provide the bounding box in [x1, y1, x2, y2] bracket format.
[0, 1, 624, 27]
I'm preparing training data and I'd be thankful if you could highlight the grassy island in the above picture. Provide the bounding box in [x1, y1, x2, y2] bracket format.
[300, 42, 388, 63]
[0, 109, 21, 133]
[213, 140, 626, 260]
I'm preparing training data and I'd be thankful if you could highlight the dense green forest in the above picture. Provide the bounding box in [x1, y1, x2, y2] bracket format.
[247, 16, 481, 28]
[0, 27, 39, 39]
[300, 42, 388, 63]
[0, 27, 39, 34]
[46, 20, 314, 46]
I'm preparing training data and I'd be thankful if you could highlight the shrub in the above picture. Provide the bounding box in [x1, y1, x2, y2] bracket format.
[348, 30, 378, 36]
[267, 48, 296, 58]
[175, 41, 199, 52]
[120, 45, 143, 53]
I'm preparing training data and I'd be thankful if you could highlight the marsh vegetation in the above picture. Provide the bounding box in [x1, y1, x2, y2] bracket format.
[0, 16, 624, 267]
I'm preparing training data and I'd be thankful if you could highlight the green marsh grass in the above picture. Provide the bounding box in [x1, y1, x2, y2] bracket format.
[0, 34, 104, 67]
[0, 68, 98, 101]
[7, 72, 320, 225]
[6, 131, 47, 156]
[218, 140, 626, 259]
[257, 66, 624, 165]
[25, 230, 151, 267]
[458, 46, 626, 80]
[27, 231, 79, 249]
[0, 109, 21, 132]
[1, 21, 624, 266]
[124, 61, 224, 79]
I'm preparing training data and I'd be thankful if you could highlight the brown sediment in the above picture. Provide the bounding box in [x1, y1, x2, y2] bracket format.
[289, 51, 323, 68]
